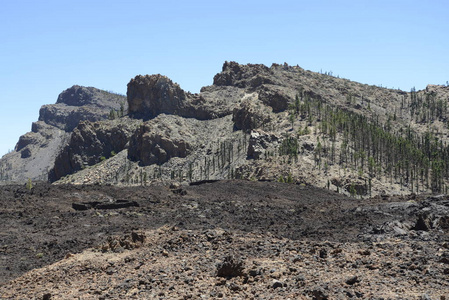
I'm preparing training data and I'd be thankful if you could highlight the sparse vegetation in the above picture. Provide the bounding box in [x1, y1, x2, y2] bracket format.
[26, 178, 33, 190]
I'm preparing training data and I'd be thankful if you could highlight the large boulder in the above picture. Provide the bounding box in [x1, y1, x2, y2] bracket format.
[49, 119, 137, 182]
[127, 75, 187, 119]
[232, 94, 273, 132]
[128, 117, 191, 166]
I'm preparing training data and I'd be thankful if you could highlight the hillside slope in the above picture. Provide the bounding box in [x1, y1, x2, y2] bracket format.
[55, 62, 449, 196]
[0, 86, 126, 182]
[2, 62, 449, 196]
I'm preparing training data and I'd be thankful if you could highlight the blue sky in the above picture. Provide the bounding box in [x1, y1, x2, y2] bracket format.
[1, 0, 448, 156]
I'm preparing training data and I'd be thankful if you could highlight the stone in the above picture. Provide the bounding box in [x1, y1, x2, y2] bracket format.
[42, 293, 51, 300]
[345, 275, 359, 285]
[127, 74, 187, 119]
[258, 85, 292, 112]
[232, 97, 272, 132]
[128, 120, 191, 166]
[271, 280, 283, 289]
[247, 130, 279, 159]
[49, 119, 137, 181]
[216, 255, 244, 278]
[413, 214, 432, 231]
[308, 286, 328, 300]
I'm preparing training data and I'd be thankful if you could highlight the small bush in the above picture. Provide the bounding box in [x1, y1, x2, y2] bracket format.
[26, 178, 33, 190]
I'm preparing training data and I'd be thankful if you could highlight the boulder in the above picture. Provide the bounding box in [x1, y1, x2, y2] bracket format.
[128, 119, 191, 166]
[247, 130, 280, 159]
[232, 96, 272, 132]
[127, 74, 186, 119]
[49, 119, 137, 182]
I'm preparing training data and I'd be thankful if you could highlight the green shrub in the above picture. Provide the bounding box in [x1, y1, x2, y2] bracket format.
[26, 178, 33, 190]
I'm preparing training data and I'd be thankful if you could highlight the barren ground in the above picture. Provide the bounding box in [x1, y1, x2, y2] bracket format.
[0, 180, 448, 299]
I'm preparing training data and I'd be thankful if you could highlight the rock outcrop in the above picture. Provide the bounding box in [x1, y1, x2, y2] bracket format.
[126, 74, 244, 121]
[213, 61, 293, 113]
[213, 61, 275, 89]
[0, 86, 126, 182]
[49, 118, 138, 182]
[127, 75, 187, 119]
[128, 119, 191, 166]
[232, 94, 273, 132]
[247, 130, 280, 159]
[40, 85, 126, 131]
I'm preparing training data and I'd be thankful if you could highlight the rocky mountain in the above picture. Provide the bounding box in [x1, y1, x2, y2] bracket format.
[2, 62, 449, 197]
[0, 86, 126, 182]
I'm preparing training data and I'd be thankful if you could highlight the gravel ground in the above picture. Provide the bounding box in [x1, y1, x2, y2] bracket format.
[0, 180, 448, 299]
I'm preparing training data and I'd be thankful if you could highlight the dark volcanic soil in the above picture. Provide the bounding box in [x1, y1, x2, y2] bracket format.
[1, 180, 448, 298]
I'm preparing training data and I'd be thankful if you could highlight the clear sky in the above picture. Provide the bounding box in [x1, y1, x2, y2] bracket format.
[0, 0, 448, 156]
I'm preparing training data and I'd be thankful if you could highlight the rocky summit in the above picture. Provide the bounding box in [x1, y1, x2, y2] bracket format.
[0, 86, 126, 182]
[3, 62, 449, 197]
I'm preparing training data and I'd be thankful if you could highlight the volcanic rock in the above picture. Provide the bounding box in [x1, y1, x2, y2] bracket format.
[49, 118, 138, 181]
[127, 74, 187, 119]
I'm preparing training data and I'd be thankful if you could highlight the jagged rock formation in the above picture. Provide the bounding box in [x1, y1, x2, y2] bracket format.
[48, 118, 138, 182]
[128, 117, 192, 166]
[232, 93, 273, 131]
[127, 74, 245, 121]
[127, 75, 187, 119]
[3, 62, 449, 197]
[0, 86, 126, 182]
[40, 85, 126, 131]
[214, 61, 293, 113]
[247, 130, 280, 160]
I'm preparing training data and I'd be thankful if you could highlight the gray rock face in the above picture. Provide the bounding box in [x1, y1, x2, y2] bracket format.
[258, 85, 293, 113]
[0, 122, 70, 181]
[128, 116, 192, 166]
[247, 130, 280, 159]
[127, 74, 244, 121]
[127, 75, 187, 119]
[187, 86, 245, 120]
[49, 118, 138, 182]
[56, 85, 94, 106]
[40, 85, 126, 131]
[232, 95, 273, 132]
[213, 62, 292, 113]
[0, 86, 127, 182]
[213, 61, 274, 89]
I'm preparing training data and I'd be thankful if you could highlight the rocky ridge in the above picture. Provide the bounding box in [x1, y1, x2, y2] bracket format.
[0, 86, 126, 182]
[54, 63, 449, 197]
[3, 62, 449, 197]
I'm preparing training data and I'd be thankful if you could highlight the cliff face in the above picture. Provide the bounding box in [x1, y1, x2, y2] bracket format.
[40, 85, 126, 131]
[126, 74, 245, 120]
[48, 118, 138, 182]
[0, 86, 126, 182]
[127, 75, 186, 119]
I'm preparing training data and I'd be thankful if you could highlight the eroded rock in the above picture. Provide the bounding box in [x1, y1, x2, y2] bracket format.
[232, 96, 273, 132]
[128, 119, 191, 166]
[127, 75, 186, 119]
